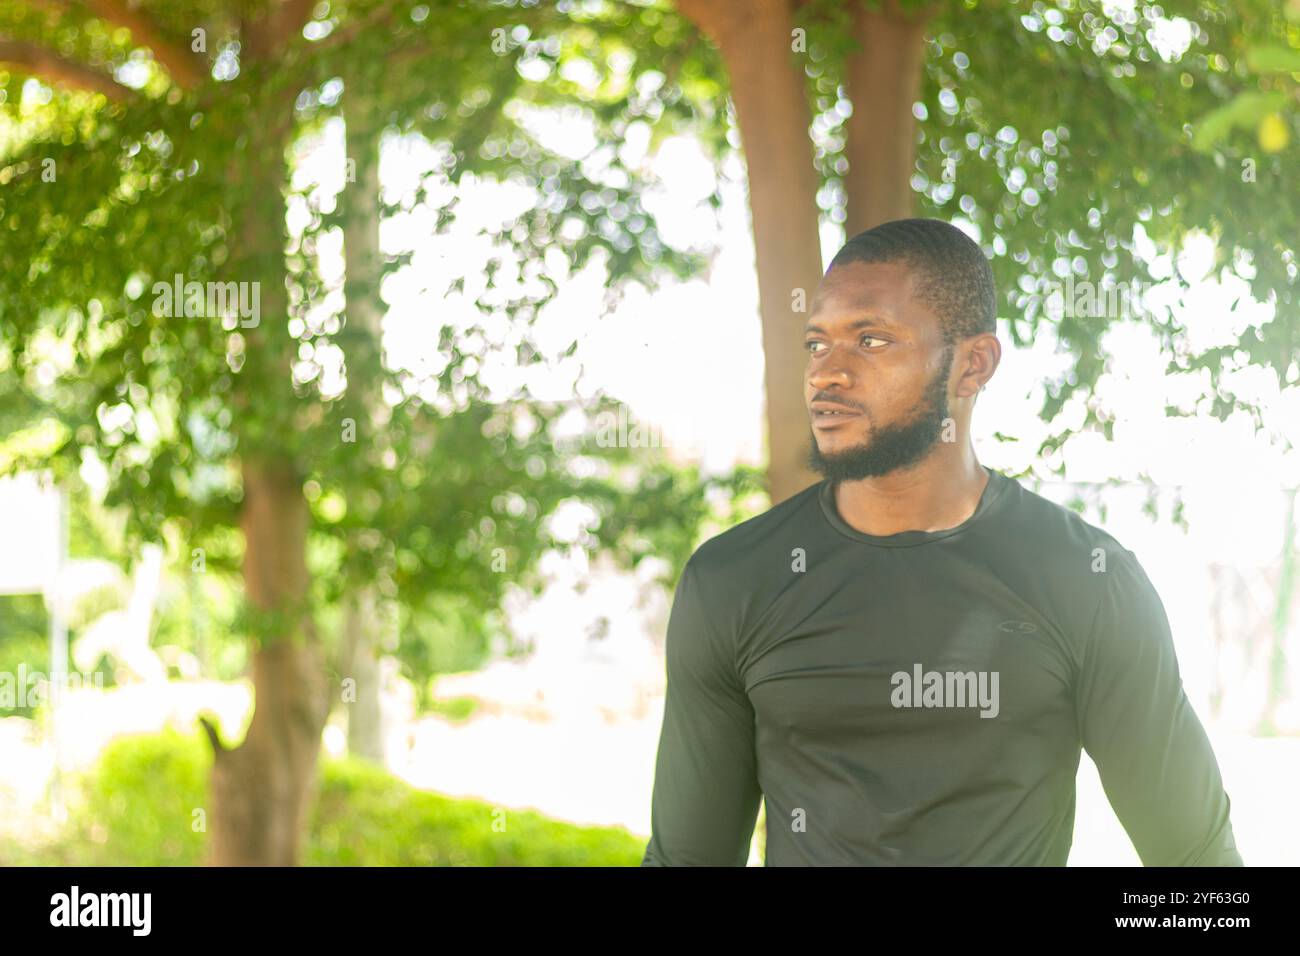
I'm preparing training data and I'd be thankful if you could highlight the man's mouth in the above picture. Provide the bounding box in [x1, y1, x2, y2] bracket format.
[810, 402, 863, 428]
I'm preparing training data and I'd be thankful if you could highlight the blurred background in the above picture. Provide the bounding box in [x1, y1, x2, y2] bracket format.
[1, 0, 1298, 866]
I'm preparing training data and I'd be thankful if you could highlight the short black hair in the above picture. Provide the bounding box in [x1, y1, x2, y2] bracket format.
[826, 218, 996, 345]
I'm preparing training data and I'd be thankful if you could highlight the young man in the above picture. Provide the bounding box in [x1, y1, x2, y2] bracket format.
[641, 218, 1243, 866]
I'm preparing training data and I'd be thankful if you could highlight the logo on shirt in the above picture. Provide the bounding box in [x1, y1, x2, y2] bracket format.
[890, 664, 1000, 719]
[997, 620, 1038, 634]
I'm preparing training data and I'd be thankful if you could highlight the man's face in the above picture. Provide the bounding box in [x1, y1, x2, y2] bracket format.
[804, 260, 954, 482]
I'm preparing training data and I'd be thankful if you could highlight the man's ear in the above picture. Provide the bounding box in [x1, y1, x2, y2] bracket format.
[958, 332, 1000, 398]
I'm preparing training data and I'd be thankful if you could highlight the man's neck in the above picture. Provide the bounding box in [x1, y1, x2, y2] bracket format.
[832, 444, 989, 537]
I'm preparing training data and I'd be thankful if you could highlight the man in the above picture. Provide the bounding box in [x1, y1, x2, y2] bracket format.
[640, 218, 1243, 866]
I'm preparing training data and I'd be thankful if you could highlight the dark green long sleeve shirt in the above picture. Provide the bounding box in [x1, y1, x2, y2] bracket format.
[641, 466, 1243, 866]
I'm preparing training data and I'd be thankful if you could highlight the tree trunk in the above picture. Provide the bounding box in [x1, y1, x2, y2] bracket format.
[842, 0, 932, 237]
[203, 458, 329, 866]
[344, 589, 386, 763]
[677, 0, 824, 505]
[339, 84, 388, 764]
[201, 68, 329, 865]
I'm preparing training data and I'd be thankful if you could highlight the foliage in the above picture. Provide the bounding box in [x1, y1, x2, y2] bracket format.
[306, 753, 643, 866]
[12, 727, 644, 865]
[762, 0, 1300, 474]
[426, 693, 480, 722]
[0, 593, 46, 718]
[0, 0, 740, 668]
[1193, 1, 1300, 154]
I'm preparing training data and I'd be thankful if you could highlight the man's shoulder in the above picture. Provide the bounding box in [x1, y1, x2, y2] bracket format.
[988, 472, 1157, 621]
[685, 479, 826, 581]
[993, 472, 1136, 566]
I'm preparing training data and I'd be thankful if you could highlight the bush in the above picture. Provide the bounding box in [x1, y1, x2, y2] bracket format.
[38, 727, 211, 866]
[306, 757, 643, 866]
[32, 729, 644, 866]
[0, 595, 51, 719]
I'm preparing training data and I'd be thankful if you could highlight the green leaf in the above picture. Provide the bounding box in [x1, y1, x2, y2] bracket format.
[1245, 45, 1300, 74]
[1192, 91, 1291, 152]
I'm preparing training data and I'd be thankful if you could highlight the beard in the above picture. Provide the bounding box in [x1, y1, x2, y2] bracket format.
[807, 345, 954, 483]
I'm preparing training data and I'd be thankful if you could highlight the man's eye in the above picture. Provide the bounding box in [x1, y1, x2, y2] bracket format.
[860, 335, 887, 349]
[805, 341, 825, 354]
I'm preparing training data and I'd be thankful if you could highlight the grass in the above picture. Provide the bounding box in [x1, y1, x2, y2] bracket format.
[4, 727, 645, 866]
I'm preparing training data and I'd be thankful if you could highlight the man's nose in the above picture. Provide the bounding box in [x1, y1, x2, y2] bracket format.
[807, 349, 853, 391]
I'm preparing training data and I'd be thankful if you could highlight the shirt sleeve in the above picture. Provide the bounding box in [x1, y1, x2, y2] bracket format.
[641, 559, 762, 866]
[1074, 550, 1243, 866]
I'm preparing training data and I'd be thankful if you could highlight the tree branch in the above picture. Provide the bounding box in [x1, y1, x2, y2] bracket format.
[84, 0, 207, 88]
[241, 0, 317, 62]
[674, 0, 743, 46]
[198, 713, 227, 755]
[271, 0, 320, 40]
[0, 37, 133, 100]
[307, 0, 400, 56]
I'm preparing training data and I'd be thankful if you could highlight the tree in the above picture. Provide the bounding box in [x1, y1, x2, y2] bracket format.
[672, 0, 825, 504]
[0, 0, 734, 864]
